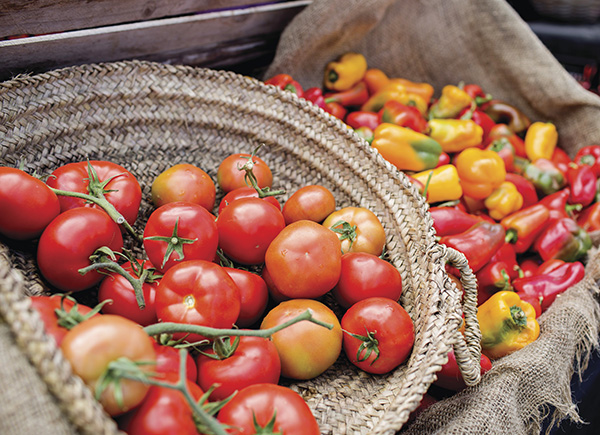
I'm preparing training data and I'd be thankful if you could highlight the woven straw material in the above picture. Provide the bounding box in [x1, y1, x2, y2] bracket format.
[264, 0, 600, 433]
[0, 60, 480, 434]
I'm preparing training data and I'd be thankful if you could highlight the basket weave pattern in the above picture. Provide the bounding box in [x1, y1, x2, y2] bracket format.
[0, 61, 481, 434]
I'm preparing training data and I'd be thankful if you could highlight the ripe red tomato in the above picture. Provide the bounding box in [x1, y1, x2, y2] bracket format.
[60, 314, 156, 416]
[332, 252, 403, 309]
[0, 167, 61, 240]
[143, 201, 219, 273]
[217, 186, 281, 214]
[46, 160, 142, 226]
[260, 299, 342, 380]
[282, 184, 336, 225]
[152, 342, 197, 383]
[264, 220, 342, 299]
[261, 264, 290, 303]
[123, 375, 205, 435]
[217, 153, 273, 193]
[322, 206, 386, 256]
[223, 267, 269, 327]
[30, 295, 96, 346]
[217, 383, 320, 435]
[196, 336, 281, 401]
[341, 297, 414, 374]
[155, 260, 241, 343]
[97, 259, 158, 326]
[37, 207, 124, 292]
[433, 348, 493, 391]
[151, 163, 216, 211]
[217, 197, 285, 265]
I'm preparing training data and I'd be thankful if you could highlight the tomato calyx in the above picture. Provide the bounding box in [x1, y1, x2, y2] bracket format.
[198, 336, 241, 360]
[328, 219, 357, 251]
[143, 218, 198, 269]
[343, 327, 381, 365]
[53, 293, 110, 330]
[239, 146, 285, 199]
[251, 411, 283, 435]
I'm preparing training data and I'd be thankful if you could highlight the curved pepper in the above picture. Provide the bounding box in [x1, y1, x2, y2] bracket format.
[411, 164, 462, 204]
[325, 101, 348, 120]
[428, 85, 472, 119]
[427, 119, 484, 153]
[455, 147, 506, 200]
[371, 123, 442, 172]
[378, 100, 428, 133]
[482, 100, 531, 135]
[505, 173, 538, 208]
[577, 202, 600, 232]
[524, 122, 558, 161]
[324, 80, 369, 107]
[574, 144, 600, 176]
[539, 188, 580, 221]
[390, 78, 435, 106]
[462, 83, 492, 106]
[363, 68, 389, 95]
[323, 52, 368, 91]
[513, 259, 585, 312]
[439, 221, 506, 272]
[429, 206, 483, 237]
[264, 73, 304, 97]
[551, 146, 572, 174]
[501, 203, 550, 254]
[478, 290, 540, 360]
[345, 111, 380, 130]
[303, 87, 327, 110]
[361, 81, 407, 113]
[523, 158, 566, 196]
[484, 181, 524, 220]
[459, 105, 496, 142]
[485, 123, 527, 158]
[476, 260, 513, 306]
[533, 216, 592, 262]
[566, 163, 597, 207]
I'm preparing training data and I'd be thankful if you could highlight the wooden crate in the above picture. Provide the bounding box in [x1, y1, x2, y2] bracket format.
[0, 0, 311, 81]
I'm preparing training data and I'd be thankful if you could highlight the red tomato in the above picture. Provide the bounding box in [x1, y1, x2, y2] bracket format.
[217, 197, 285, 265]
[143, 201, 219, 273]
[264, 220, 342, 299]
[282, 184, 336, 225]
[46, 160, 142, 226]
[97, 259, 158, 326]
[60, 314, 156, 416]
[261, 265, 290, 303]
[217, 186, 281, 214]
[260, 299, 342, 380]
[332, 252, 403, 309]
[197, 336, 281, 401]
[30, 295, 96, 346]
[433, 348, 493, 391]
[223, 267, 269, 327]
[217, 153, 273, 193]
[123, 375, 205, 435]
[341, 297, 414, 374]
[37, 207, 124, 292]
[155, 260, 241, 343]
[151, 163, 216, 211]
[322, 206, 386, 256]
[217, 383, 320, 435]
[0, 167, 60, 240]
[152, 342, 197, 383]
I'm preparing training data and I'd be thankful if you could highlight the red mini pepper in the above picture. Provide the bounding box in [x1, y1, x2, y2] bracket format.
[522, 158, 566, 196]
[325, 101, 348, 120]
[574, 144, 600, 176]
[436, 151, 451, 167]
[303, 87, 327, 110]
[482, 100, 531, 135]
[533, 216, 592, 262]
[476, 260, 514, 306]
[505, 173, 538, 209]
[577, 202, 600, 232]
[459, 105, 496, 142]
[264, 73, 304, 98]
[429, 206, 483, 237]
[324, 80, 369, 107]
[551, 147, 572, 175]
[489, 242, 520, 280]
[513, 259, 585, 312]
[566, 163, 597, 207]
[439, 221, 506, 272]
[485, 124, 527, 158]
[486, 136, 516, 172]
[345, 111, 380, 130]
[378, 100, 428, 133]
[500, 203, 550, 254]
[539, 188, 580, 221]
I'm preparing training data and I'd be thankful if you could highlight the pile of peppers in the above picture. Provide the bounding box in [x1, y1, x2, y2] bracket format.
[264, 52, 599, 366]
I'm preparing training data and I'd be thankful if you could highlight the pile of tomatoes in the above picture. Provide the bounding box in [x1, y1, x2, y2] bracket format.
[0, 148, 416, 434]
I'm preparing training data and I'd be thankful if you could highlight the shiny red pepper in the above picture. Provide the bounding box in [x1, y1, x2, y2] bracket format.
[430, 206, 483, 237]
[485, 124, 527, 158]
[378, 100, 428, 133]
[539, 188, 580, 221]
[436, 151, 451, 168]
[566, 163, 597, 207]
[577, 202, 600, 232]
[486, 136, 516, 172]
[501, 203, 550, 254]
[476, 260, 513, 305]
[513, 259, 585, 312]
[324, 80, 370, 107]
[519, 257, 542, 278]
[264, 73, 304, 98]
[439, 221, 506, 272]
[505, 173, 538, 208]
[459, 105, 496, 142]
[303, 87, 327, 110]
[551, 147, 572, 175]
[345, 111, 380, 130]
[461, 83, 492, 106]
[325, 101, 348, 119]
[489, 242, 520, 280]
[533, 217, 592, 262]
[574, 144, 600, 176]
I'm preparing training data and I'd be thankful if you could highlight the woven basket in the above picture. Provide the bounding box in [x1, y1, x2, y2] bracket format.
[0, 60, 481, 435]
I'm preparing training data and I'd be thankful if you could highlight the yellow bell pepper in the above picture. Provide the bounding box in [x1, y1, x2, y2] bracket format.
[389, 78, 434, 105]
[524, 121, 558, 161]
[478, 290, 540, 360]
[427, 119, 484, 153]
[371, 123, 442, 172]
[411, 164, 462, 203]
[428, 84, 473, 119]
[484, 181, 524, 220]
[361, 81, 407, 113]
[455, 147, 506, 200]
[323, 52, 368, 91]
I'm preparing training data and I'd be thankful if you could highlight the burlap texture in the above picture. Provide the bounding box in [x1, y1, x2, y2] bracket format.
[264, 0, 600, 433]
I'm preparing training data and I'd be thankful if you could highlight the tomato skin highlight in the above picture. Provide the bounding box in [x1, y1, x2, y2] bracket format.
[151, 163, 216, 211]
[264, 220, 342, 299]
[0, 167, 61, 240]
[37, 207, 124, 292]
[217, 383, 320, 435]
[282, 184, 336, 225]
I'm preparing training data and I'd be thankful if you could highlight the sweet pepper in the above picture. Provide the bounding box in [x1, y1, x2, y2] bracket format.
[411, 164, 463, 204]
[501, 203, 550, 254]
[522, 158, 566, 196]
[524, 121, 558, 162]
[378, 100, 428, 133]
[478, 290, 540, 360]
[371, 123, 442, 172]
[345, 111, 380, 130]
[484, 181, 524, 220]
[429, 206, 483, 237]
[455, 147, 507, 200]
[485, 123, 527, 158]
[482, 100, 531, 135]
[323, 52, 368, 91]
[577, 202, 600, 232]
[566, 163, 597, 207]
[324, 80, 370, 107]
[264, 74, 304, 97]
[428, 84, 472, 119]
[363, 68, 389, 95]
[574, 144, 600, 176]
[459, 105, 496, 142]
[427, 119, 484, 153]
[533, 216, 592, 262]
[390, 78, 435, 106]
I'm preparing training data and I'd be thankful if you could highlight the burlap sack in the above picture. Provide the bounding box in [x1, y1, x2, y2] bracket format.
[264, 0, 600, 433]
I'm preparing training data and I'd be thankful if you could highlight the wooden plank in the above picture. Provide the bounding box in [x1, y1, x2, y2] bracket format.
[0, 0, 289, 38]
[0, 1, 310, 81]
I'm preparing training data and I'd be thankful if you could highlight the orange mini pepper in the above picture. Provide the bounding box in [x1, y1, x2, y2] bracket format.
[324, 52, 368, 91]
[455, 147, 506, 200]
[363, 68, 390, 95]
[411, 164, 462, 203]
[361, 81, 407, 113]
[388, 78, 434, 106]
[428, 85, 473, 119]
[427, 119, 484, 153]
[524, 121, 558, 161]
[484, 181, 524, 220]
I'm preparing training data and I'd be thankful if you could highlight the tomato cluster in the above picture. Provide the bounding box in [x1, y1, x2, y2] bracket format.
[0, 149, 415, 433]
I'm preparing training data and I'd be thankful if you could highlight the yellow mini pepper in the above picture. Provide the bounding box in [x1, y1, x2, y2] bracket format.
[478, 290, 540, 360]
[484, 181, 524, 220]
[371, 123, 442, 172]
[427, 119, 484, 153]
[389, 78, 435, 106]
[411, 164, 463, 203]
[428, 84, 473, 119]
[455, 147, 506, 200]
[524, 121, 558, 161]
[323, 52, 368, 91]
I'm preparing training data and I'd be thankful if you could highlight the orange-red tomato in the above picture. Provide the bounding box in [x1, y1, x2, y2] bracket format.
[282, 184, 336, 225]
[322, 206, 386, 256]
[217, 153, 273, 193]
[151, 163, 216, 211]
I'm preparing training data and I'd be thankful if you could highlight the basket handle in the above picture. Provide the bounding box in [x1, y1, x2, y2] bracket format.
[441, 245, 483, 387]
